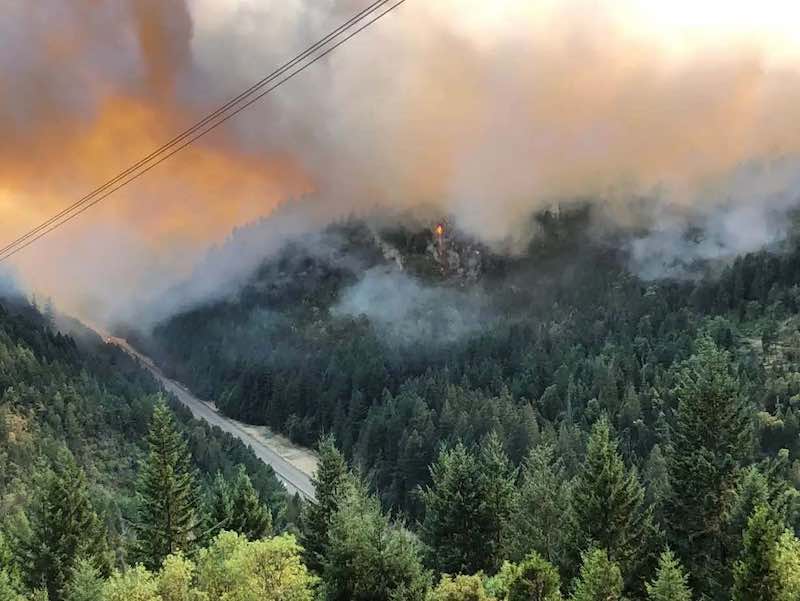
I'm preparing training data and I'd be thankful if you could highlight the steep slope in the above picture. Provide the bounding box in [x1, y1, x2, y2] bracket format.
[0, 295, 288, 554]
[139, 210, 800, 516]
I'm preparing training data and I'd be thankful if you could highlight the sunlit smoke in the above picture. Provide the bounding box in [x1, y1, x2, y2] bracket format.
[2, 0, 800, 323]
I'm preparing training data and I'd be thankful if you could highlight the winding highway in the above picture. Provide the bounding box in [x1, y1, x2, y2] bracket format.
[106, 337, 316, 501]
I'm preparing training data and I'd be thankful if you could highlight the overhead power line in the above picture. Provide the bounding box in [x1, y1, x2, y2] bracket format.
[0, 0, 392, 259]
[0, 0, 407, 263]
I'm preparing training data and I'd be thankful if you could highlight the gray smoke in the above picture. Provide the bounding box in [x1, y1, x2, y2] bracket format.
[332, 267, 488, 345]
[0, 265, 24, 300]
[627, 159, 800, 279]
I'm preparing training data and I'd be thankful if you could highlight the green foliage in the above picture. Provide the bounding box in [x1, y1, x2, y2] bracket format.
[509, 443, 574, 571]
[101, 532, 317, 601]
[208, 467, 272, 540]
[421, 435, 515, 575]
[0, 297, 287, 598]
[62, 559, 104, 601]
[428, 574, 493, 601]
[773, 531, 800, 601]
[732, 505, 783, 601]
[483, 562, 518, 600]
[299, 435, 350, 572]
[666, 338, 752, 598]
[208, 472, 232, 535]
[645, 550, 691, 601]
[0, 570, 23, 601]
[135, 404, 204, 570]
[479, 433, 518, 572]
[570, 549, 624, 601]
[572, 416, 652, 588]
[17, 451, 110, 601]
[506, 553, 562, 601]
[323, 483, 429, 601]
[643, 444, 671, 523]
[157, 554, 197, 601]
[195, 531, 317, 601]
[11, 215, 800, 600]
[102, 566, 159, 601]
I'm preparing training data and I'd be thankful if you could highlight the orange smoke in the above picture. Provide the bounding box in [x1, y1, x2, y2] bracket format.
[0, 93, 311, 245]
[4, 0, 800, 323]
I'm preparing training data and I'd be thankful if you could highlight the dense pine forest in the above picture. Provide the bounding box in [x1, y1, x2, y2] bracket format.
[0, 293, 288, 600]
[4, 208, 800, 599]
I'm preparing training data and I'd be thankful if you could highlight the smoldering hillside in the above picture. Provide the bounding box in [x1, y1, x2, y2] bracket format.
[130, 198, 797, 379]
[122, 201, 800, 520]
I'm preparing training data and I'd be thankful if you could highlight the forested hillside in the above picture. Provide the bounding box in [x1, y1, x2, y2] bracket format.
[0, 294, 288, 599]
[125, 207, 800, 599]
[4, 208, 800, 600]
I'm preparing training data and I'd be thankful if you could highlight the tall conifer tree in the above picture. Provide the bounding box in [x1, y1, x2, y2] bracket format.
[571, 549, 624, 601]
[208, 467, 272, 540]
[19, 452, 109, 601]
[135, 403, 203, 570]
[510, 443, 574, 570]
[421, 434, 516, 575]
[646, 550, 692, 601]
[299, 435, 351, 573]
[666, 338, 751, 598]
[572, 415, 652, 587]
[732, 505, 782, 601]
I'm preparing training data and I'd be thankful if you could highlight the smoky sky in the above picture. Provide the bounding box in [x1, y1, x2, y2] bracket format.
[3, 0, 800, 324]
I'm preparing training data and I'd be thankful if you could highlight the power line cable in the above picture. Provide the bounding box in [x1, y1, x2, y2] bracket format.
[0, 0, 394, 258]
[0, 0, 405, 262]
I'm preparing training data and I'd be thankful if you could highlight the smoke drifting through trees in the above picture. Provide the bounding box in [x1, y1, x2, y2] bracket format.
[4, 0, 800, 323]
[333, 267, 488, 345]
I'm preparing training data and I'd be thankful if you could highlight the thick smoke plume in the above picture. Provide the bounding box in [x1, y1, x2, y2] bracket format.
[3, 0, 800, 323]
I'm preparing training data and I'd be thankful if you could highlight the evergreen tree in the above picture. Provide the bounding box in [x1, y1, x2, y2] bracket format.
[421, 442, 484, 574]
[643, 444, 671, 523]
[773, 531, 800, 601]
[208, 472, 233, 533]
[645, 550, 692, 601]
[135, 403, 204, 570]
[323, 481, 429, 601]
[732, 505, 782, 601]
[208, 467, 272, 540]
[666, 338, 751, 598]
[509, 443, 574, 570]
[421, 436, 515, 575]
[62, 559, 103, 601]
[571, 549, 624, 601]
[228, 466, 272, 539]
[0, 570, 22, 601]
[478, 432, 517, 573]
[507, 553, 562, 601]
[572, 415, 652, 586]
[299, 435, 351, 573]
[18, 453, 109, 601]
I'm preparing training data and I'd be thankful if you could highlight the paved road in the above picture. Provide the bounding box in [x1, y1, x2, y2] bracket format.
[107, 337, 316, 500]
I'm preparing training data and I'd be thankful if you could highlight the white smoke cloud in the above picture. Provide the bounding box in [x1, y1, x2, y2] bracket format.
[332, 266, 488, 344]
